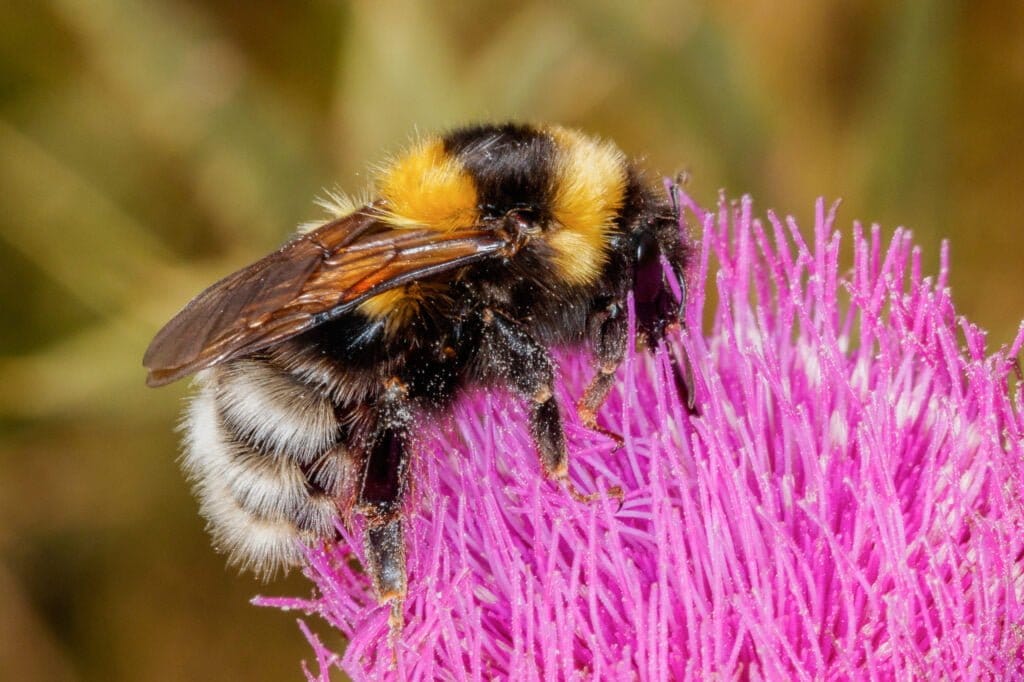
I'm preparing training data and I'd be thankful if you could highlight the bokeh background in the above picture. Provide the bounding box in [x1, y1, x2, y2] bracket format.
[2, 1, 1022, 679]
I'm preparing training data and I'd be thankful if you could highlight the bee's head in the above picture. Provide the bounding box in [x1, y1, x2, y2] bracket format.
[630, 197, 688, 346]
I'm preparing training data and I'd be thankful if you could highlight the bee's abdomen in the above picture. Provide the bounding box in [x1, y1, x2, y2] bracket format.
[182, 359, 344, 577]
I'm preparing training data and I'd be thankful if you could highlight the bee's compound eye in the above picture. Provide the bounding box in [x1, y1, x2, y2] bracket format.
[636, 231, 658, 264]
[633, 229, 675, 342]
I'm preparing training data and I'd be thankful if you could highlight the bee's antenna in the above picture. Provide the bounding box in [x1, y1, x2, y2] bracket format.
[667, 170, 689, 218]
[668, 181, 680, 217]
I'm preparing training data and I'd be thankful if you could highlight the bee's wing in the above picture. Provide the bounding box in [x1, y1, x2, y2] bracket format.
[143, 210, 508, 386]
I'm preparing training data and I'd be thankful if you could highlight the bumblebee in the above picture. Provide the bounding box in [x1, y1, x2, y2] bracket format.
[144, 123, 690, 615]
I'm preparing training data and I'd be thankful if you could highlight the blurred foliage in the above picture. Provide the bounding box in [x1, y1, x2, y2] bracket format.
[1, 1, 1022, 679]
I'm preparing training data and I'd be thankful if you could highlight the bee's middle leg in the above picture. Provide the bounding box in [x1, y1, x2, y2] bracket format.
[480, 309, 617, 502]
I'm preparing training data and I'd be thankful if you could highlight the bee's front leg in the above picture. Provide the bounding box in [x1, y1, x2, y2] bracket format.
[578, 299, 627, 445]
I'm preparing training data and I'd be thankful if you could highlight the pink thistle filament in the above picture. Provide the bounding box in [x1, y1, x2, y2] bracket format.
[257, 195, 1024, 680]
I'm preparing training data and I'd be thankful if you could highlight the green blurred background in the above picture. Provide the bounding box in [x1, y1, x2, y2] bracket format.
[2, 1, 1022, 679]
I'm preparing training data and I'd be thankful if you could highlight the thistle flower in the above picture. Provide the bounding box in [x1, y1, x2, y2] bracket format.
[258, 194, 1024, 680]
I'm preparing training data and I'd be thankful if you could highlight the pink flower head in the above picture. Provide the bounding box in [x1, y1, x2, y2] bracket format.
[257, 194, 1024, 680]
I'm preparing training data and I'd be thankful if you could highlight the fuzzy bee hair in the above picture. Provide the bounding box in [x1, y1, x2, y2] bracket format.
[146, 122, 691, 613]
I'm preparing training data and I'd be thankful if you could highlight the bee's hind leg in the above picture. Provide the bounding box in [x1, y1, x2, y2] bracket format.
[354, 379, 413, 633]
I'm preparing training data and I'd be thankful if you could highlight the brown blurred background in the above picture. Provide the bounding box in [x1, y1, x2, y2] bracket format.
[2, 1, 1022, 680]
